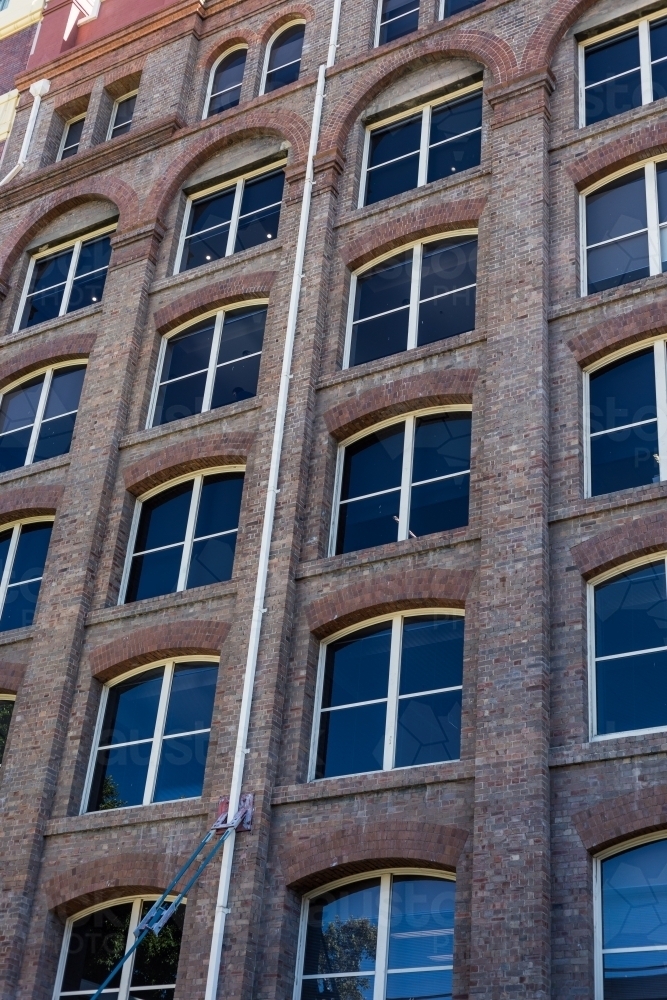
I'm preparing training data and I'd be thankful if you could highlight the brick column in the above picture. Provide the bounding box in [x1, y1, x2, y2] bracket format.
[468, 72, 554, 1000]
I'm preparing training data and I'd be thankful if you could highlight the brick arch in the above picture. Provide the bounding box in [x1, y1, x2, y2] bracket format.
[43, 852, 189, 920]
[570, 513, 667, 580]
[0, 333, 95, 393]
[0, 485, 63, 529]
[282, 819, 470, 892]
[569, 121, 667, 192]
[323, 369, 477, 441]
[259, 4, 314, 47]
[0, 660, 26, 695]
[88, 620, 231, 682]
[521, 0, 614, 75]
[567, 303, 667, 368]
[122, 431, 255, 496]
[201, 32, 256, 78]
[0, 178, 139, 293]
[306, 567, 475, 638]
[319, 30, 518, 156]
[142, 110, 311, 226]
[574, 786, 667, 854]
[153, 272, 277, 335]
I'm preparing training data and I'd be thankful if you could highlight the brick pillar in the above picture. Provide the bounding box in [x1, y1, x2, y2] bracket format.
[0, 224, 162, 997]
[468, 72, 554, 1000]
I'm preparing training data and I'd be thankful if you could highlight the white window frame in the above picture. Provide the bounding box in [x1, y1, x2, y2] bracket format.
[174, 160, 286, 275]
[309, 607, 464, 781]
[374, 0, 420, 47]
[329, 405, 473, 556]
[13, 223, 116, 334]
[293, 868, 456, 1000]
[56, 113, 86, 161]
[0, 693, 16, 767]
[260, 20, 306, 95]
[580, 156, 667, 297]
[583, 338, 667, 497]
[0, 516, 54, 631]
[578, 8, 667, 128]
[203, 45, 248, 118]
[146, 299, 268, 428]
[343, 231, 478, 369]
[593, 832, 667, 1000]
[587, 551, 667, 741]
[106, 89, 138, 141]
[118, 466, 245, 605]
[0, 361, 87, 469]
[80, 654, 219, 814]
[359, 82, 483, 209]
[53, 893, 184, 1000]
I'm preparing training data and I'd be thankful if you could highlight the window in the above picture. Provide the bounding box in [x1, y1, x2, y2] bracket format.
[206, 48, 247, 116]
[585, 342, 667, 497]
[120, 471, 244, 604]
[150, 305, 266, 427]
[591, 558, 667, 738]
[55, 896, 185, 1000]
[596, 837, 667, 1000]
[440, 0, 484, 16]
[376, 0, 419, 45]
[331, 411, 471, 556]
[16, 227, 113, 330]
[361, 86, 482, 207]
[582, 160, 667, 295]
[262, 23, 305, 93]
[58, 115, 85, 160]
[0, 520, 52, 632]
[108, 92, 136, 139]
[580, 12, 667, 127]
[297, 871, 455, 1000]
[0, 364, 86, 474]
[177, 166, 284, 273]
[312, 612, 463, 780]
[84, 659, 218, 812]
[345, 235, 477, 368]
[0, 695, 15, 766]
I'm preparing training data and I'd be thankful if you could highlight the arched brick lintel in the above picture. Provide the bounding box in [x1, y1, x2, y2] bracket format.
[341, 200, 486, 272]
[122, 432, 255, 496]
[0, 660, 26, 695]
[88, 620, 230, 683]
[0, 485, 63, 529]
[568, 119, 667, 192]
[323, 369, 478, 441]
[570, 513, 667, 580]
[0, 333, 95, 393]
[306, 568, 475, 639]
[282, 820, 470, 893]
[200, 32, 258, 79]
[259, 3, 315, 46]
[568, 303, 667, 368]
[574, 786, 667, 854]
[153, 273, 277, 335]
[521, 0, 612, 75]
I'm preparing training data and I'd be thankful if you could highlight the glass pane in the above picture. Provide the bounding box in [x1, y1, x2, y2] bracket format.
[195, 472, 244, 538]
[182, 227, 231, 270]
[0, 578, 42, 631]
[154, 371, 208, 426]
[126, 546, 183, 603]
[585, 70, 642, 125]
[420, 238, 477, 301]
[161, 322, 215, 382]
[400, 616, 464, 694]
[268, 23, 304, 70]
[134, 482, 193, 553]
[603, 950, 667, 1000]
[341, 424, 405, 501]
[29, 248, 72, 293]
[265, 60, 301, 91]
[388, 876, 455, 969]
[0, 699, 14, 765]
[234, 204, 281, 251]
[88, 743, 152, 810]
[0, 427, 32, 473]
[350, 310, 410, 366]
[163, 663, 218, 736]
[366, 116, 420, 205]
[61, 903, 132, 991]
[395, 689, 461, 765]
[317, 701, 387, 778]
[587, 232, 650, 294]
[10, 522, 51, 583]
[67, 270, 107, 311]
[595, 562, 667, 658]
[21, 286, 65, 328]
[304, 880, 380, 975]
[603, 840, 667, 949]
[112, 94, 136, 134]
[76, 235, 112, 276]
[409, 475, 470, 536]
[239, 170, 285, 217]
[386, 970, 452, 1000]
[379, 3, 419, 44]
[0, 529, 11, 579]
[652, 18, 667, 61]
[154, 731, 210, 800]
[100, 669, 163, 746]
[586, 30, 640, 86]
[323, 623, 392, 708]
[210, 50, 246, 107]
[417, 287, 475, 346]
[430, 91, 482, 148]
[336, 491, 401, 554]
[186, 533, 237, 588]
[33, 412, 77, 462]
[412, 414, 472, 483]
[369, 116, 421, 169]
[190, 188, 235, 237]
[587, 172, 647, 245]
[428, 93, 482, 182]
[590, 422, 659, 495]
[44, 365, 85, 419]
[365, 154, 420, 206]
[218, 306, 267, 364]
[444, 0, 483, 13]
[302, 977, 374, 1000]
[0, 376, 42, 433]
[654, 60, 667, 113]
[597, 648, 667, 735]
[354, 252, 413, 323]
[63, 117, 85, 153]
[428, 130, 481, 183]
[209, 84, 242, 115]
[211, 354, 261, 408]
[132, 901, 185, 986]
[590, 349, 656, 433]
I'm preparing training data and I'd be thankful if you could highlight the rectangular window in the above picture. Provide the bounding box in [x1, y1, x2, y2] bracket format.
[376, 0, 419, 45]
[362, 86, 482, 207]
[108, 92, 136, 139]
[0, 521, 52, 632]
[16, 228, 113, 331]
[313, 613, 463, 780]
[177, 167, 284, 273]
[58, 115, 85, 160]
[580, 12, 667, 126]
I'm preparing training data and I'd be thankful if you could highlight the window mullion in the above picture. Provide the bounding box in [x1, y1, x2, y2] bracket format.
[583, 370, 592, 498]
[119, 502, 142, 605]
[373, 874, 392, 1000]
[61, 241, 81, 315]
[418, 107, 430, 187]
[397, 418, 415, 541]
[202, 312, 224, 412]
[640, 19, 653, 104]
[178, 477, 203, 592]
[383, 617, 403, 769]
[406, 245, 422, 351]
[226, 180, 245, 257]
[646, 162, 662, 275]
[655, 340, 667, 483]
[144, 662, 174, 804]
[175, 199, 193, 275]
[119, 899, 142, 1000]
[329, 447, 346, 555]
[25, 369, 52, 466]
[578, 42, 587, 127]
[343, 274, 358, 369]
[0, 526, 20, 621]
[359, 129, 372, 209]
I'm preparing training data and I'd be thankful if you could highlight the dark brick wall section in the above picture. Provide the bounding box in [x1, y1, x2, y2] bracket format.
[0, 333, 96, 391]
[573, 786, 667, 853]
[88, 620, 230, 681]
[0, 485, 63, 527]
[570, 513, 667, 579]
[0, 661, 26, 696]
[568, 303, 666, 366]
[153, 272, 277, 334]
[122, 432, 255, 495]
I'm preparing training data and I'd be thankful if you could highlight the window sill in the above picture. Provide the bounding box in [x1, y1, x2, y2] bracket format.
[149, 239, 283, 296]
[549, 269, 667, 323]
[550, 732, 667, 768]
[0, 302, 103, 349]
[549, 479, 667, 525]
[45, 796, 208, 837]
[86, 578, 238, 627]
[0, 453, 70, 490]
[550, 92, 667, 155]
[121, 397, 261, 451]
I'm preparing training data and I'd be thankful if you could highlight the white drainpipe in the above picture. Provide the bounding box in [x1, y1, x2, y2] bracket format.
[203, 2, 342, 997]
[0, 78, 50, 188]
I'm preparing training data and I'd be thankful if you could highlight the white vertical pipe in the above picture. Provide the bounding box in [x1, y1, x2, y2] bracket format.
[203, 3, 341, 996]
[0, 78, 50, 187]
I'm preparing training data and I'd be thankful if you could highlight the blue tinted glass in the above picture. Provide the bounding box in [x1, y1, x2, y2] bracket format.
[195, 473, 244, 538]
[369, 116, 421, 169]
[336, 491, 401, 554]
[67, 270, 107, 311]
[76, 235, 112, 276]
[183, 228, 230, 270]
[420, 238, 477, 299]
[589, 349, 656, 433]
[603, 950, 667, 1000]
[209, 84, 242, 115]
[323, 623, 392, 708]
[0, 377, 42, 433]
[187, 534, 237, 588]
[365, 154, 420, 206]
[163, 663, 218, 736]
[135, 482, 192, 552]
[0, 578, 42, 631]
[44, 366, 85, 419]
[154, 372, 208, 426]
[595, 562, 667, 657]
[658, 164, 667, 229]
[154, 731, 210, 801]
[317, 701, 386, 777]
[126, 546, 183, 603]
[428, 129, 481, 183]
[651, 18, 667, 61]
[161, 323, 214, 382]
[234, 204, 281, 251]
[350, 312, 410, 366]
[597, 648, 667, 735]
[190, 188, 235, 237]
[10, 523, 51, 583]
[265, 61, 301, 91]
[29, 249, 72, 293]
[302, 978, 374, 1000]
[90, 744, 151, 810]
[379, 2, 419, 44]
[0, 428, 31, 473]
[586, 69, 642, 126]
[63, 117, 85, 153]
[400, 616, 464, 694]
[444, 0, 482, 13]
[396, 689, 461, 765]
[590, 423, 659, 495]
[354, 252, 413, 322]
[412, 414, 472, 483]
[112, 94, 135, 134]
[211, 49, 246, 101]
[20, 288, 64, 328]
[62, 904, 132, 990]
[33, 412, 77, 462]
[603, 840, 667, 948]
[586, 30, 640, 86]
[218, 306, 266, 365]
[304, 880, 380, 975]
[430, 92, 482, 146]
[429, 90, 484, 180]
[101, 669, 163, 745]
[587, 172, 647, 246]
[341, 424, 405, 501]
[653, 56, 667, 105]
[386, 969, 452, 1000]
[587, 232, 650, 294]
[417, 287, 475, 346]
[388, 877, 454, 969]
[239, 171, 285, 217]
[268, 24, 304, 71]
[409, 475, 469, 536]
[211, 355, 261, 408]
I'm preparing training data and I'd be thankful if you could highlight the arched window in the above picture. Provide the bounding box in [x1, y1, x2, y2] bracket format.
[331, 410, 472, 555]
[55, 896, 185, 1000]
[205, 47, 247, 116]
[590, 558, 667, 738]
[312, 610, 464, 779]
[120, 471, 244, 605]
[262, 22, 305, 94]
[0, 519, 52, 632]
[345, 235, 477, 368]
[0, 694, 15, 767]
[83, 658, 218, 812]
[597, 836, 667, 999]
[296, 871, 456, 1000]
[0, 363, 86, 473]
[149, 305, 267, 427]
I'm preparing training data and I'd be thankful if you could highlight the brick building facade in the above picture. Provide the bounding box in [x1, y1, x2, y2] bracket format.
[0, 0, 665, 998]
